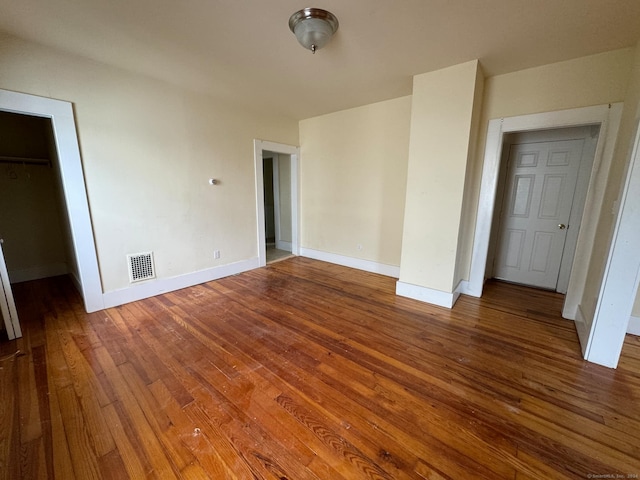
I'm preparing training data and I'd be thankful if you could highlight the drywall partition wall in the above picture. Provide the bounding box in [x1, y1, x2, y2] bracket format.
[0, 34, 298, 306]
[482, 49, 633, 121]
[397, 60, 483, 308]
[585, 123, 640, 367]
[579, 43, 640, 317]
[612, 42, 640, 345]
[299, 96, 411, 275]
[578, 41, 640, 345]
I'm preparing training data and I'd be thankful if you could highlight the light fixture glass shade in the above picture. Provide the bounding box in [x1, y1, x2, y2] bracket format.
[289, 8, 338, 53]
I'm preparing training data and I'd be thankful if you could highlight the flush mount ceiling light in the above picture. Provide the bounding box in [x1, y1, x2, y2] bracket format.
[289, 8, 339, 54]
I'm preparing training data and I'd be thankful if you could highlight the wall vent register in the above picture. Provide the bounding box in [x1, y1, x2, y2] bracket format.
[127, 252, 155, 283]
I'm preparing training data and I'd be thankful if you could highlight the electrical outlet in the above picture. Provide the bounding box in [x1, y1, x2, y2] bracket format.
[357, 244, 363, 251]
[214, 250, 221, 259]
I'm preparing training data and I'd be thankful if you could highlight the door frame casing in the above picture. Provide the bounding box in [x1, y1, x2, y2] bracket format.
[491, 127, 598, 293]
[253, 140, 299, 267]
[0, 89, 104, 312]
[0, 240, 21, 338]
[467, 103, 623, 321]
[586, 122, 640, 367]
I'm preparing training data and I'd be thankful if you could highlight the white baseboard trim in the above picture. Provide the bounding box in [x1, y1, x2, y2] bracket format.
[276, 240, 292, 251]
[628, 315, 640, 336]
[102, 257, 260, 309]
[456, 279, 472, 297]
[562, 302, 577, 321]
[10, 263, 69, 284]
[395, 281, 461, 309]
[299, 247, 400, 278]
[69, 271, 82, 293]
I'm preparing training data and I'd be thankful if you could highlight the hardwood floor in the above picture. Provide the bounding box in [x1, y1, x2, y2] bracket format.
[1, 257, 639, 479]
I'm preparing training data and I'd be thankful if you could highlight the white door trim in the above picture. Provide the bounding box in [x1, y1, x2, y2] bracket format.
[0, 89, 104, 312]
[556, 129, 599, 294]
[253, 140, 300, 267]
[467, 103, 623, 320]
[0, 240, 21, 339]
[585, 123, 640, 368]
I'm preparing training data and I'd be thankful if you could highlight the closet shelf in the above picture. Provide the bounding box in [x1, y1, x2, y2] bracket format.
[0, 155, 51, 166]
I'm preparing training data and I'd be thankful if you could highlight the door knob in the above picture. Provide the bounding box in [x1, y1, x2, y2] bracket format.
[558, 224, 567, 230]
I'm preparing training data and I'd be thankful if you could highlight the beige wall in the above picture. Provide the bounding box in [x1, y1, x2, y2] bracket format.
[399, 60, 483, 293]
[0, 34, 298, 292]
[624, 48, 640, 320]
[549, 45, 640, 321]
[482, 48, 633, 120]
[299, 96, 411, 267]
[578, 43, 640, 321]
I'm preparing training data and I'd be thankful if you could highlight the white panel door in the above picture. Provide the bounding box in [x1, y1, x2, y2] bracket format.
[494, 139, 583, 289]
[0, 239, 21, 339]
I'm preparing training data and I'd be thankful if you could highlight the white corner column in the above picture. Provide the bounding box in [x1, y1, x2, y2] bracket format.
[396, 60, 483, 308]
[585, 126, 640, 368]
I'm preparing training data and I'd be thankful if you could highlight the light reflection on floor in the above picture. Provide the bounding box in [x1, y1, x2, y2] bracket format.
[266, 245, 293, 264]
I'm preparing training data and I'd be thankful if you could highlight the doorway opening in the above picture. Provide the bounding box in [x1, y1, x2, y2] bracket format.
[253, 140, 300, 267]
[263, 152, 294, 264]
[466, 104, 627, 366]
[0, 112, 74, 282]
[467, 104, 622, 321]
[0, 89, 103, 317]
[487, 125, 599, 294]
[0, 111, 75, 339]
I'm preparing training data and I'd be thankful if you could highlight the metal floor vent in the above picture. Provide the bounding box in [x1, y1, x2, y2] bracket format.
[127, 252, 155, 283]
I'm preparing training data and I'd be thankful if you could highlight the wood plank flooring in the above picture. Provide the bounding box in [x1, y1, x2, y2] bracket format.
[1, 256, 639, 479]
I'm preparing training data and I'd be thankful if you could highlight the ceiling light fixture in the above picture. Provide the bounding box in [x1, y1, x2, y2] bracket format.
[289, 8, 339, 54]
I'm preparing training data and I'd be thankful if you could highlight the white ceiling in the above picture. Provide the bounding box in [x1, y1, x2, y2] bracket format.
[1, 0, 640, 120]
